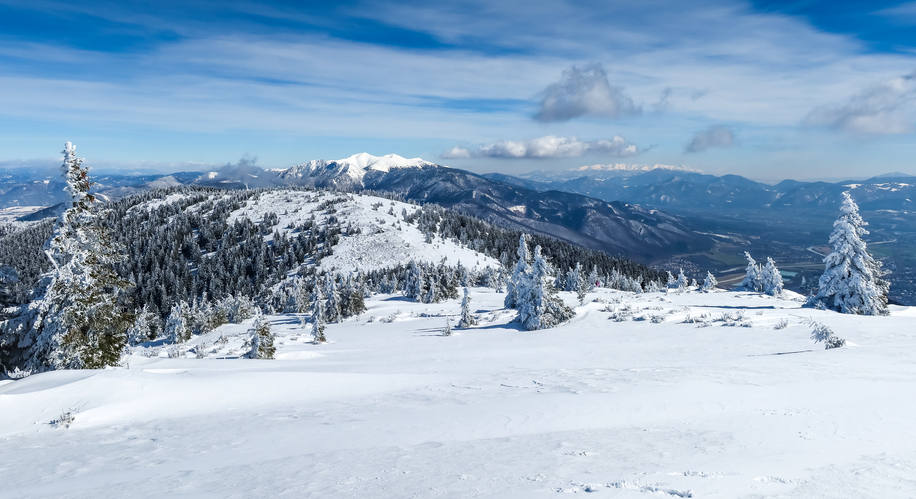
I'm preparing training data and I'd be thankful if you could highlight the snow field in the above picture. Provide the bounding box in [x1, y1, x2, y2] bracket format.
[1, 288, 915, 498]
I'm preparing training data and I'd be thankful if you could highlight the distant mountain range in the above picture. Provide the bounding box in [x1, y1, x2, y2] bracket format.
[251, 154, 711, 260]
[4, 155, 914, 263]
[485, 169, 916, 213]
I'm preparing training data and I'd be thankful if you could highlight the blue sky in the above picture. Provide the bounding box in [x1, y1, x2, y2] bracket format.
[1, 0, 916, 180]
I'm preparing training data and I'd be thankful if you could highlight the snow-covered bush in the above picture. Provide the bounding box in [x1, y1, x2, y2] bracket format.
[218, 295, 258, 324]
[51, 409, 77, 429]
[807, 318, 845, 349]
[774, 318, 789, 330]
[717, 310, 749, 327]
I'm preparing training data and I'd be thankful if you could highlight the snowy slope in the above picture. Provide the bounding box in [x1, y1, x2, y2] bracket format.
[225, 189, 499, 272]
[2, 288, 915, 498]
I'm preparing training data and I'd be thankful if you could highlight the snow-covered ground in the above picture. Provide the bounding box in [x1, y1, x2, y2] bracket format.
[0, 206, 47, 224]
[2, 288, 914, 498]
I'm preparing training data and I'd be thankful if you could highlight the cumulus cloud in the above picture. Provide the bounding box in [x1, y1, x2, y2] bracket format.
[534, 65, 641, 122]
[685, 126, 734, 153]
[804, 71, 916, 135]
[441, 135, 641, 159]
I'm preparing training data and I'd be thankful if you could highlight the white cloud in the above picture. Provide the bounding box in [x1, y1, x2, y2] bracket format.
[442, 135, 641, 159]
[440, 146, 471, 159]
[685, 126, 735, 153]
[534, 64, 640, 122]
[804, 71, 916, 135]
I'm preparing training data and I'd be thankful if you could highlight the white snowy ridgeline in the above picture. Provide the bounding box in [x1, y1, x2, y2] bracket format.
[814, 192, 889, 315]
[226, 190, 499, 273]
[2, 286, 915, 497]
[276, 152, 437, 185]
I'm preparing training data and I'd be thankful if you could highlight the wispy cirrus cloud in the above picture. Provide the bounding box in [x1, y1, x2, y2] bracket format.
[534, 64, 641, 122]
[685, 126, 734, 153]
[442, 135, 642, 159]
[804, 71, 916, 135]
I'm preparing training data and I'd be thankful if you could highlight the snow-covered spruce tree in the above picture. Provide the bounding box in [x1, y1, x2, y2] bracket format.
[815, 192, 889, 315]
[504, 234, 530, 309]
[587, 265, 599, 291]
[458, 287, 477, 328]
[324, 274, 342, 322]
[404, 261, 423, 301]
[310, 286, 327, 343]
[576, 280, 587, 305]
[676, 269, 689, 292]
[761, 257, 784, 296]
[740, 252, 762, 292]
[666, 271, 677, 290]
[517, 246, 575, 331]
[164, 301, 192, 343]
[700, 271, 718, 292]
[246, 313, 275, 359]
[127, 304, 160, 346]
[443, 316, 452, 336]
[342, 276, 367, 317]
[565, 263, 583, 292]
[8, 143, 133, 371]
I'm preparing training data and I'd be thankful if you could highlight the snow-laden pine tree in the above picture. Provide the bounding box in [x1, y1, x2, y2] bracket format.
[587, 266, 599, 291]
[324, 274, 342, 322]
[127, 304, 159, 346]
[164, 301, 192, 343]
[404, 261, 423, 301]
[676, 269, 689, 292]
[815, 192, 889, 315]
[458, 287, 477, 328]
[761, 258, 784, 296]
[565, 263, 583, 293]
[443, 317, 452, 336]
[517, 246, 575, 331]
[310, 286, 327, 343]
[3, 143, 133, 372]
[740, 252, 762, 292]
[504, 234, 530, 309]
[246, 313, 275, 359]
[700, 271, 718, 292]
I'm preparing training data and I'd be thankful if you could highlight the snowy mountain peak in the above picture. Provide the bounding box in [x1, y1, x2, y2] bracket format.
[333, 153, 437, 172]
[276, 153, 439, 186]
